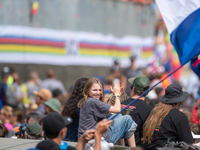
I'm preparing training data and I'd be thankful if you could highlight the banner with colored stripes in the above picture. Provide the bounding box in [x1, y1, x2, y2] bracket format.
[0, 26, 154, 67]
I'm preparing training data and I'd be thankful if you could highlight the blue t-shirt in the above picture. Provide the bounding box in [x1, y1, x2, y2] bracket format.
[60, 141, 77, 150]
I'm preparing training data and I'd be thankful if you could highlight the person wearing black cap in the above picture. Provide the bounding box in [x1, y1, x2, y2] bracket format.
[142, 83, 194, 150]
[42, 112, 95, 150]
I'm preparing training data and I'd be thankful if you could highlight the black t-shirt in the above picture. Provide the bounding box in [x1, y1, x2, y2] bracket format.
[67, 146, 77, 150]
[121, 98, 153, 146]
[143, 108, 194, 150]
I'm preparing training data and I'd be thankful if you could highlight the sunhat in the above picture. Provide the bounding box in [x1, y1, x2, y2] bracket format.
[159, 84, 188, 104]
[43, 98, 61, 112]
[33, 88, 52, 101]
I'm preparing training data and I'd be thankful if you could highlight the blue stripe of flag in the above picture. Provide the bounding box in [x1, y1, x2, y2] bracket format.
[170, 8, 200, 65]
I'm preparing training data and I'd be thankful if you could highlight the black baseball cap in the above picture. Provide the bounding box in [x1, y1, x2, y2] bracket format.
[43, 112, 72, 136]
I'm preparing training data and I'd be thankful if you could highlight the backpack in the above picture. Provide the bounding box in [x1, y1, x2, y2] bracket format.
[156, 139, 189, 150]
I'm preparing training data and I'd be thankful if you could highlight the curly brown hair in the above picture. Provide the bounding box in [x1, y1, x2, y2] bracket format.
[61, 77, 89, 121]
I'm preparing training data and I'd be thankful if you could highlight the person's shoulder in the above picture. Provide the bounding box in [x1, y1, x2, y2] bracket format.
[87, 98, 96, 102]
[168, 109, 188, 121]
[87, 98, 109, 109]
[142, 100, 153, 109]
[41, 78, 50, 82]
[88, 98, 103, 102]
[121, 97, 133, 104]
[85, 98, 100, 106]
[130, 100, 152, 118]
[135, 99, 153, 108]
[55, 79, 63, 84]
[169, 108, 185, 116]
[67, 145, 77, 150]
[40, 79, 50, 86]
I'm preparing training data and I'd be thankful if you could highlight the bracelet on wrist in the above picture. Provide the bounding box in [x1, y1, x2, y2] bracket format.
[113, 95, 120, 98]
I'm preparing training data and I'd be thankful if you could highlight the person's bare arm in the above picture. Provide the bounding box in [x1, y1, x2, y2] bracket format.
[94, 119, 113, 150]
[94, 132, 101, 150]
[75, 129, 95, 150]
[109, 82, 121, 113]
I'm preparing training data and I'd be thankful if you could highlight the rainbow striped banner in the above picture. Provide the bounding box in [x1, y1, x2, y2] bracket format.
[79, 40, 130, 58]
[0, 26, 154, 67]
[0, 36, 65, 55]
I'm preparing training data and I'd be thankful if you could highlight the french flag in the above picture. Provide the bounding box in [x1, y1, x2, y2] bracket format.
[155, 0, 200, 65]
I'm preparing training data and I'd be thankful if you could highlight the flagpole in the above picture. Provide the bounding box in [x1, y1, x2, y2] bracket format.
[108, 58, 191, 120]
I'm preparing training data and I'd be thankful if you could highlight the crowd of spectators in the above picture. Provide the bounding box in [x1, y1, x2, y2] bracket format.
[0, 49, 200, 150]
[0, 16, 200, 150]
[0, 0, 198, 149]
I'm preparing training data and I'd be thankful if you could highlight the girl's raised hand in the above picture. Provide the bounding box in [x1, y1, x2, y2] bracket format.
[110, 82, 120, 95]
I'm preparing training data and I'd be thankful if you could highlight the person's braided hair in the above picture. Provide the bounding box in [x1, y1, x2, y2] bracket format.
[61, 77, 89, 121]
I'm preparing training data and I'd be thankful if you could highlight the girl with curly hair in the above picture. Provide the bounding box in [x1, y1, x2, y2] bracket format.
[61, 77, 89, 142]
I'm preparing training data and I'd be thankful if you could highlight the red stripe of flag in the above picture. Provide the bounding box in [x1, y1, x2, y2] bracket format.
[0, 38, 64, 47]
[80, 43, 130, 51]
[142, 47, 154, 52]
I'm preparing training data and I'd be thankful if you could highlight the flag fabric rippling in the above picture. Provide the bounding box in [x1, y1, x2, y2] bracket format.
[155, 0, 200, 65]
